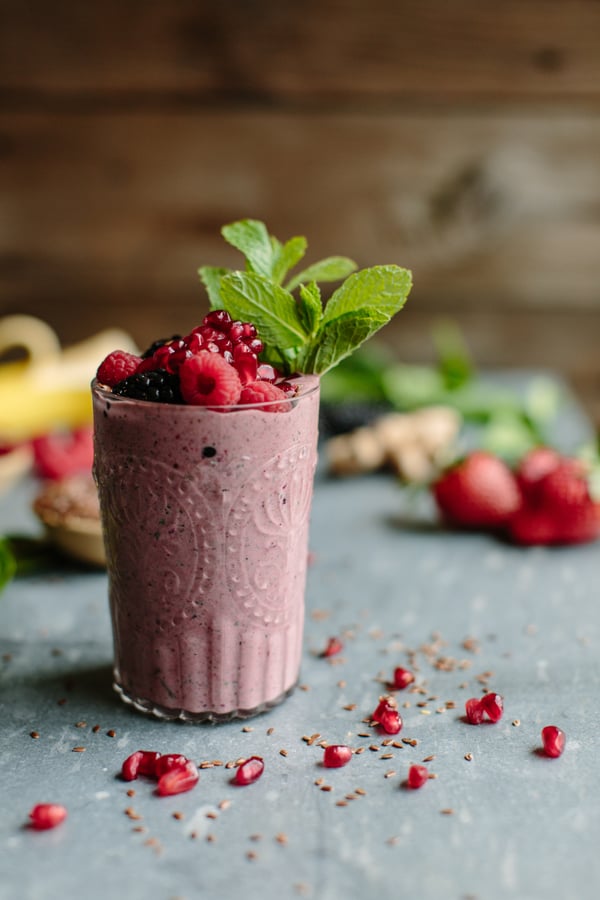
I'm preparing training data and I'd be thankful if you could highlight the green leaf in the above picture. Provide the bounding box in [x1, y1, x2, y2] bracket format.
[323, 265, 412, 324]
[221, 219, 275, 279]
[219, 271, 309, 351]
[0, 537, 16, 594]
[285, 256, 358, 292]
[297, 282, 323, 335]
[299, 308, 389, 375]
[198, 266, 229, 309]
[271, 236, 307, 285]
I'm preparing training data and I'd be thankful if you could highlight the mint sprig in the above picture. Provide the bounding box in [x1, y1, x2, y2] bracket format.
[198, 219, 412, 375]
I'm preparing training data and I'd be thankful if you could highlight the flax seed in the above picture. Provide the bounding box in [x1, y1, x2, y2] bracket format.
[343, 704, 357, 711]
[242, 726, 254, 733]
[75, 721, 87, 728]
[402, 738, 418, 747]
[126, 789, 136, 797]
[246, 851, 257, 861]
[420, 709, 431, 715]
[320, 785, 332, 792]
[106, 729, 116, 738]
[336, 800, 348, 807]
[206, 833, 216, 843]
[172, 812, 184, 820]
[354, 747, 366, 754]
[307, 733, 320, 746]
[384, 770, 396, 779]
[380, 753, 394, 760]
[132, 825, 146, 833]
[314, 777, 324, 786]
[357, 733, 371, 738]
[391, 741, 403, 749]
[464, 753, 473, 761]
[275, 833, 288, 845]
[337, 680, 347, 688]
[369, 745, 380, 752]
[212, 760, 224, 766]
[299, 684, 310, 691]
[125, 807, 142, 820]
[422, 755, 435, 762]
[92, 724, 101, 733]
[440, 808, 454, 815]
[218, 799, 231, 811]
[512, 719, 520, 727]
[200, 762, 215, 769]
[30, 731, 40, 739]
[279, 749, 288, 757]
[355, 788, 367, 796]
[72, 746, 86, 752]
[266, 727, 275, 736]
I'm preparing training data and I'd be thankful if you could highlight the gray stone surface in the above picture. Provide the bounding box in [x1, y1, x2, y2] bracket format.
[1, 379, 598, 900]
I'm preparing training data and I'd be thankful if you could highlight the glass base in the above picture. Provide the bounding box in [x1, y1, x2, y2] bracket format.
[113, 677, 298, 723]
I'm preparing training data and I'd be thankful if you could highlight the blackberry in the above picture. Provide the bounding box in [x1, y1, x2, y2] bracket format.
[141, 335, 182, 359]
[113, 369, 183, 404]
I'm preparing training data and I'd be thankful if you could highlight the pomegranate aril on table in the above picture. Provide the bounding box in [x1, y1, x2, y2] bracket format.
[156, 760, 200, 797]
[481, 692, 504, 723]
[407, 764, 429, 789]
[323, 745, 353, 768]
[541, 725, 566, 758]
[28, 803, 67, 830]
[234, 756, 265, 786]
[371, 698, 402, 735]
[465, 697, 485, 725]
[392, 666, 415, 690]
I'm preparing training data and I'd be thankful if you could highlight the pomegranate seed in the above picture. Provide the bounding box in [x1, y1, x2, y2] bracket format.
[244, 337, 264, 355]
[392, 667, 415, 690]
[241, 322, 257, 339]
[137, 751, 162, 777]
[372, 698, 402, 735]
[481, 692, 504, 723]
[234, 756, 265, 786]
[203, 309, 232, 332]
[465, 698, 484, 724]
[29, 803, 67, 830]
[256, 363, 278, 382]
[229, 321, 244, 342]
[323, 745, 353, 768]
[407, 764, 429, 789]
[156, 760, 199, 796]
[541, 725, 566, 758]
[121, 750, 144, 781]
[320, 636, 343, 658]
[155, 754, 189, 777]
[233, 342, 258, 385]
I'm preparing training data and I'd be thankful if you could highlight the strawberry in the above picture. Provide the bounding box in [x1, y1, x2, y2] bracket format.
[509, 455, 600, 545]
[32, 427, 94, 480]
[515, 446, 561, 504]
[433, 451, 521, 530]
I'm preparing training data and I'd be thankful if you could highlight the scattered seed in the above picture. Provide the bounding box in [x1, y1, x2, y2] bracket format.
[234, 757, 247, 767]
[299, 684, 310, 691]
[337, 680, 347, 689]
[106, 729, 116, 738]
[345, 793, 357, 800]
[354, 747, 366, 755]
[266, 727, 274, 736]
[357, 732, 371, 738]
[320, 785, 332, 792]
[384, 770, 396, 779]
[343, 704, 357, 711]
[30, 731, 40, 740]
[420, 709, 431, 716]
[246, 851, 258, 861]
[354, 788, 367, 796]
[212, 760, 224, 767]
[126, 789, 136, 798]
[125, 807, 142, 821]
[190, 832, 198, 840]
[422, 755, 435, 763]
[391, 741, 404, 749]
[172, 812, 184, 820]
[132, 826, 146, 833]
[464, 753, 473, 761]
[369, 745, 380, 752]
[200, 762, 215, 769]
[75, 721, 87, 729]
[440, 808, 454, 815]
[242, 726, 254, 733]
[380, 753, 394, 760]
[206, 811, 218, 820]
[386, 836, 399, 846]
[92, 725, 101, 733]
[402, 738, 418, 747]
[206, 833, 216, 843]
[225, 761, 235, 769]
[314, 777, 324, 786]
[279, 749, 288, 757]
[218, 800, 231, 811]
[446, 700, 457, 709]
[306, 734, 321, 746]
[275, 833, 288, 845]
[72, 746, 86, 753]
[512, 719, 520, 727]
[336, 800, 348, 807]
[428, 773, 438, 780]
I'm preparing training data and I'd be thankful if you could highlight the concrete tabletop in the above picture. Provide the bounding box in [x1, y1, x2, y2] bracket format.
[1, 377, 599, 900]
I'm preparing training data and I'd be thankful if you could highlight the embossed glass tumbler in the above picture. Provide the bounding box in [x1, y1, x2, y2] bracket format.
[92, 376, 320, 721]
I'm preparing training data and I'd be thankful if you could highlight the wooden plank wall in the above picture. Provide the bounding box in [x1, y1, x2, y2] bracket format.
[1, 1, 599, 425]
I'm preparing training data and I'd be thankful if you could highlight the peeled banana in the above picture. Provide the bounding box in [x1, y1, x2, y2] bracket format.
[0, 315, 138, 443]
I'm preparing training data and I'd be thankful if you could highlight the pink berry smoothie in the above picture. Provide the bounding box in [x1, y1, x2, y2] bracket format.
[92, 376, 320, 721]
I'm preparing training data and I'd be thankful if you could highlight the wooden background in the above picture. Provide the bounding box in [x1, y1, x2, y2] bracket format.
[1, 0, 599, 426]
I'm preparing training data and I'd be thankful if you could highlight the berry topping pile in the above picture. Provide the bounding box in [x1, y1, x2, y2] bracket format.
[432, 447, 600, 546]
[96, 311, 295, 410]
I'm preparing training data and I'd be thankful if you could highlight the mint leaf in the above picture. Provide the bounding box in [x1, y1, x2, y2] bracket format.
[297, 282, 323, 335]
[271, 235, 307, 285]
[0, 537, 16, 594]
[285, 256, 357, 292]
[299, 308, 389, 375]
[323, 265, 412, 324]
[219, 271, 308, 352]
[198, 266, 229, 309]
[221, 220, 274, 279]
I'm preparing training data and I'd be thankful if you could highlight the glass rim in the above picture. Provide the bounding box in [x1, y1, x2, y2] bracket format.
[91, 376, 320, 412]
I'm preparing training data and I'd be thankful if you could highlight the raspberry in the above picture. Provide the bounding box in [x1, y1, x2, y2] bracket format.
[239, 381, 290, 412]
[97, 350, 141, 387]
[28, 803, 67, 830]
[113, 370, 183, 404]
[179, 352, 242, 407]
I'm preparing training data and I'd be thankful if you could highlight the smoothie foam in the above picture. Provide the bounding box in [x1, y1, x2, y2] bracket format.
[92, 376, 319, 720]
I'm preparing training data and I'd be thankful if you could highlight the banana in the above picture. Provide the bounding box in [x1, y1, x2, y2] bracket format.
[0, 316, 138, 442]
